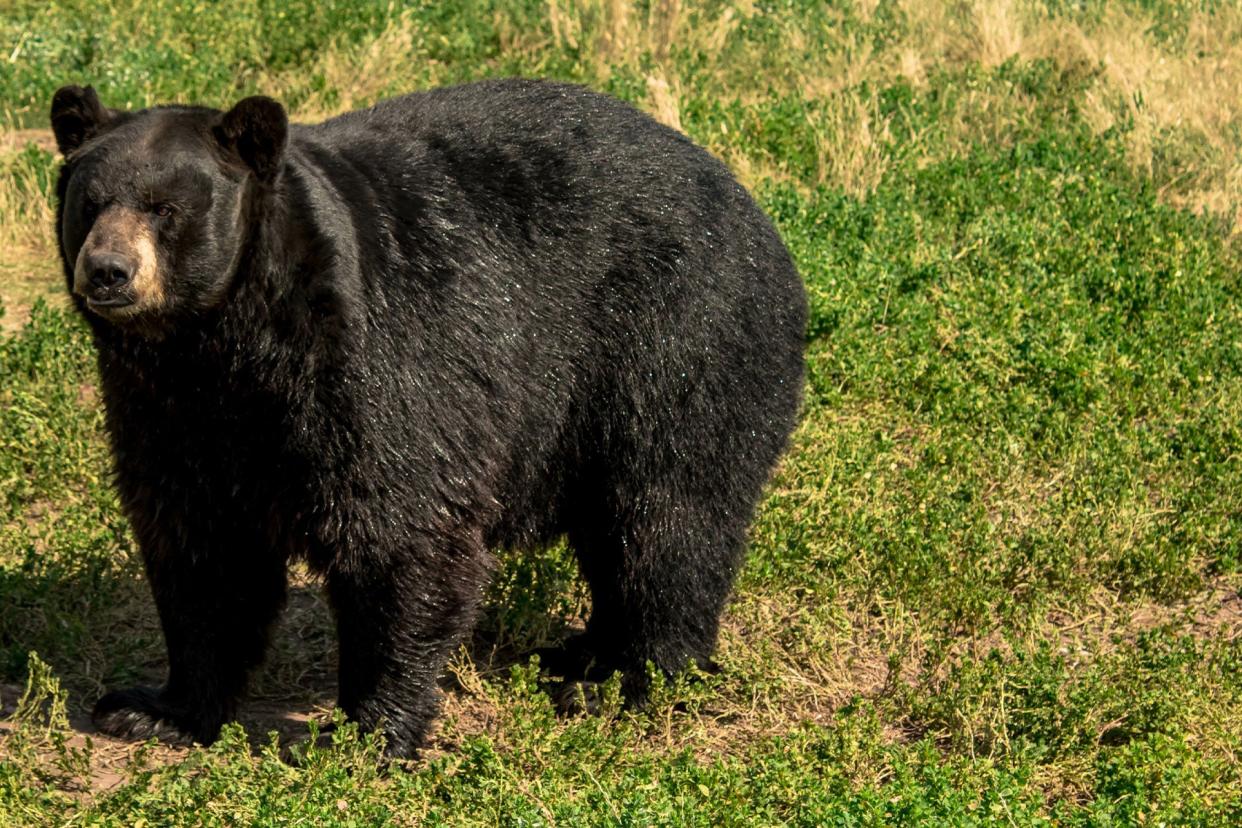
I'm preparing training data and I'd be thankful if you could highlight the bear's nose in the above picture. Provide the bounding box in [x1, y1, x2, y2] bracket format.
[87, 252, 135, 290]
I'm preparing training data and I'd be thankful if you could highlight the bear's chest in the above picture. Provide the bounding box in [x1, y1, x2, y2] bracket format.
[102, 349, 322, 491]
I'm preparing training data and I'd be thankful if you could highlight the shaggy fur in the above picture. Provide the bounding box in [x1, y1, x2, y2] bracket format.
[51, 79, 807, 758]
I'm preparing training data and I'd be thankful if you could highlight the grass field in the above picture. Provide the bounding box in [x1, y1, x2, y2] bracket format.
[2, 0, 1242, 824]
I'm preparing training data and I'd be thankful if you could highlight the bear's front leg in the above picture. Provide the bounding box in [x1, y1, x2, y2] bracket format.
[327, 535, 489, 758]
[93, 538, 288, 745]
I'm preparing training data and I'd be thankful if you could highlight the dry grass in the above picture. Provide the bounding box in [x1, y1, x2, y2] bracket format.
[546, 0, 688, 71]
[644, 71, 682, 132]
[895, 0, 1242, 230]
[0, 128, 60, 327]
[813, 92, 892, 197]
[4, 2, 1238, 233]
[0, 258, 60, 334]
[524, 0, 1242, 219]
[263, 11, 425, 121]
[973, 0, 1024, 68]
[1055, 8, 1242, 230]
[0, 151, 54, 257]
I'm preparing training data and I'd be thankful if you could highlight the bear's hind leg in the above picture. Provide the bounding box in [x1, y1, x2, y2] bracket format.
[563, 483, 748, 706]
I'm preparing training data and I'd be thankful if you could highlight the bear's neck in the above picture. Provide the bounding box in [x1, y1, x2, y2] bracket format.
[254, 150, 365, 303]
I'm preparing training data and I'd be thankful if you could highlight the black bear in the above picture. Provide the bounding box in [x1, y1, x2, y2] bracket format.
[50, 78, 806, 758]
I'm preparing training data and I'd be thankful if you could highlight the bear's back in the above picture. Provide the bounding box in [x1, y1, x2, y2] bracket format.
[304, 78, 701, 179]
[286, 78, 800, 315]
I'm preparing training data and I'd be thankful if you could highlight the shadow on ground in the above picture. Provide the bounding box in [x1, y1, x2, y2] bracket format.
[0, 554, 584, 767]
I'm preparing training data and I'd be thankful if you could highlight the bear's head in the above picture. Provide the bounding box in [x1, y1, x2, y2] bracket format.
[51, 85, 287, 330]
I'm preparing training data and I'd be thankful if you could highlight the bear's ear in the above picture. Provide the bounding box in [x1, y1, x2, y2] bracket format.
[215, 96, 288, 183]
[50, 85, 115, 156]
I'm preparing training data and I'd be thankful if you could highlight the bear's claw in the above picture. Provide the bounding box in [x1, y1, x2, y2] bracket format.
[92, 686, 197, 746]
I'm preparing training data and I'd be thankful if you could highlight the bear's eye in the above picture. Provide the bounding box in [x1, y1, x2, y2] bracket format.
[152, 203, 175, 218]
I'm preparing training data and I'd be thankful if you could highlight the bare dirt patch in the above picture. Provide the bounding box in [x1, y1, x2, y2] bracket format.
[1, 128, 55, 155]
[0, 259, 63, 334]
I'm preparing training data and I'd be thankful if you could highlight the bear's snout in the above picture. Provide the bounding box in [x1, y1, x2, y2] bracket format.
[72, 206, 165, 317]
[83, 250, 136, 302]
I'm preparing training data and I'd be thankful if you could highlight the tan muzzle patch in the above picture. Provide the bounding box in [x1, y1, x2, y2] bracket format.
[73, 206, 166, 313]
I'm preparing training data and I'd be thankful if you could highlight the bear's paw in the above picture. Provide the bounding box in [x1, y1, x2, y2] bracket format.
[92, 686, 200, 746]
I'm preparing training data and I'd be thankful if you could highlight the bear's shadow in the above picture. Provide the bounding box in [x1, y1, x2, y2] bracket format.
[4, 550, 586, 755]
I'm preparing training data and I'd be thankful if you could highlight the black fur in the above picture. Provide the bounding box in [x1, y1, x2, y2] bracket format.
[50, 85, 116, 155]
[52, 79, 807, 758]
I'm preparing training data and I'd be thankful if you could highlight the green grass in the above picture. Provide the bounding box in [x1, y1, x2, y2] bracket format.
[3, 1, 1242, 825]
